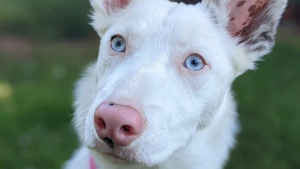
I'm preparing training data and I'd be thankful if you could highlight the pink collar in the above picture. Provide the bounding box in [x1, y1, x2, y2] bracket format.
[89, 156, 97, 169]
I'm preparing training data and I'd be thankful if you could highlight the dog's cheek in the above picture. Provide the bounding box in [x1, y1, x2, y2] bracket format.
[72, 63, 98, 144]
[96, 47, 124, 78]
[179, 69, 232, 129]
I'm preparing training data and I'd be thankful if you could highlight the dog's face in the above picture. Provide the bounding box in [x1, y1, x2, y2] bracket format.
[73, 0, 287, 166]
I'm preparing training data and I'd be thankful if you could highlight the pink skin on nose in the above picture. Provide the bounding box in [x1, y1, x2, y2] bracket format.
[94, 102, 145, 147]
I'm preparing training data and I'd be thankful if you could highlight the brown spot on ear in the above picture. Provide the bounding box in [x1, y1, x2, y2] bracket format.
[227, 0, 272, 42]
[237, 0, 246, 7]
[238, 2, 269, 43]
[249, 5, 256, 12]
[249, 5, 264, 17]
[235, 30, 242, 37]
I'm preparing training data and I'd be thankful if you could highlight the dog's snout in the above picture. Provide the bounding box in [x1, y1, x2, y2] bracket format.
[94, 102, 145, 147]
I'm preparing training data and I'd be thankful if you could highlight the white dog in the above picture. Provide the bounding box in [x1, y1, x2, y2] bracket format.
[65, 0, 287, 168]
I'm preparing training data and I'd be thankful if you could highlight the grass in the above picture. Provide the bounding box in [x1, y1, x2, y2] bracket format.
[227, 35, 300, 169]
[0, 0, 92, 39]
[0, 39, 98, 169]
[0, 31, 299, 169]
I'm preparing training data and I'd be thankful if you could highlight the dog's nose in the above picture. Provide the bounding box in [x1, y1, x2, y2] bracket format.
[94, 102, 145, 147]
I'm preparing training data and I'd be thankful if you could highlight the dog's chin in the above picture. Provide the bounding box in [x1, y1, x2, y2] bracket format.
[102, 148, 137, 163]
[99, 151, 139, 164]
[88, 142, 150, 166]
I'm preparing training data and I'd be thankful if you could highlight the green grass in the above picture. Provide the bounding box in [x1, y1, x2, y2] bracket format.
[0, 33, 299, 169]
[0, 40, 98, 169]
[0, 0, 92, 39]
[227, 37, 300, 169]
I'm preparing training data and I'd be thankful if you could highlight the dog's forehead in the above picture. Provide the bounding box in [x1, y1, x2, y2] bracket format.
[125, 1, 217, 38]
[119, 1, 224, 54]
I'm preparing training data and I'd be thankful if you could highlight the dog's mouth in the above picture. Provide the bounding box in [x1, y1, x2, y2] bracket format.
[93, 139, 139, 163]
[103, 137, 115, 148]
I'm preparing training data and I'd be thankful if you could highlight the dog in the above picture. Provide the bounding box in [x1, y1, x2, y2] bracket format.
[64, 0, 287, 168]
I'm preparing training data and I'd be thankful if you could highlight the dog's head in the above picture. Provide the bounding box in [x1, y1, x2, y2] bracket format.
[73, 0, 287, 166]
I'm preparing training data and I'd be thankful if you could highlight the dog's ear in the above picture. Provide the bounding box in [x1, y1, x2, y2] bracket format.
[90, 0, 133, 36]
[203, 0, 287, 75]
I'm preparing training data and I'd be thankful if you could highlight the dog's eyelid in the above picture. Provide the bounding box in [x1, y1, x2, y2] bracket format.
[110, 35, 121, 41]
[190, 53, 207, 65]
[110, 35, 116, 41]
[193, 53, 211, 68]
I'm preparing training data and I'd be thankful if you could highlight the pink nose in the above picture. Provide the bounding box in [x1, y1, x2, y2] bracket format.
[94, 102, 145, 148]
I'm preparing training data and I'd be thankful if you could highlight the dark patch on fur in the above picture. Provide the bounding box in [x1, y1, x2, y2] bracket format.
[253, 45, 267, 51]
[208, 9, 219, 24]
[259, 32, 273, 42]
[172, 0, 202, 5]
[247, 39, 259, 45]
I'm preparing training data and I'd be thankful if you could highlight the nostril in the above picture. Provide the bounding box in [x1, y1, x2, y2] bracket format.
[120, 125, 132, 135]
[95, 118, 106, 130]
[123, 125, 130, 132]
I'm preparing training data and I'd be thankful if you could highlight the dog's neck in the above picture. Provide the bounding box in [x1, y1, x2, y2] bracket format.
[92, 91, 239, 169]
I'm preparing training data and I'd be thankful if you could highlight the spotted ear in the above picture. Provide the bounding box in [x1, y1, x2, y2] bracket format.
[90, 0, 133, 36]
[227, 0, 287, 51]
[204, 0, 287, 75]
[229, 0, 287, 74]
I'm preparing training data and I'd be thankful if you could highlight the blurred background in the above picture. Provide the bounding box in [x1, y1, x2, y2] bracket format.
[0, 0, 299, 169]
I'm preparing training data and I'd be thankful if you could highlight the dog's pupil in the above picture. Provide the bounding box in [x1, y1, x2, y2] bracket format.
[116, 41, 122, 47]
[191, 59, 198, 66]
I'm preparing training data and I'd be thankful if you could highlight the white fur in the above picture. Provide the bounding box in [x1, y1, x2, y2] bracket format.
[64, 0, 287, 168]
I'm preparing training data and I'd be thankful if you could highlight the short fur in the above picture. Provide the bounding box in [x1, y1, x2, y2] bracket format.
[64, 0, 287, 168]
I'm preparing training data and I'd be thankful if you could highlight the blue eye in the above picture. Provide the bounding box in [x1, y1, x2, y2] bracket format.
[111, 36, 126, 52]
[184, 55, 204, 71]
